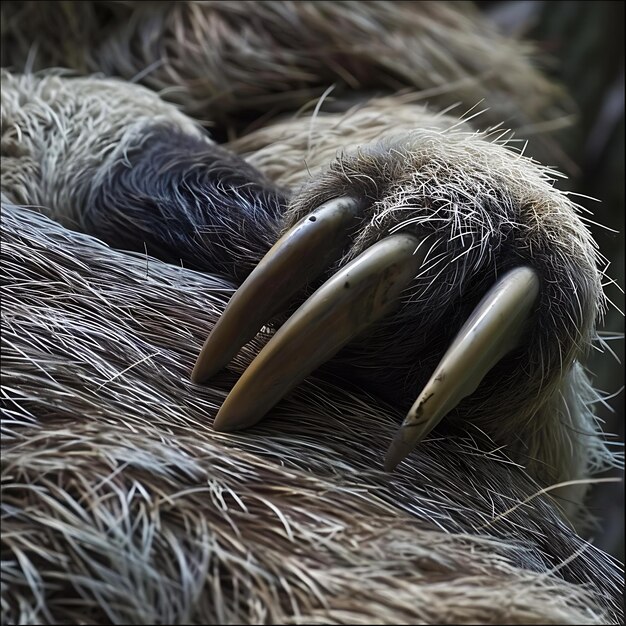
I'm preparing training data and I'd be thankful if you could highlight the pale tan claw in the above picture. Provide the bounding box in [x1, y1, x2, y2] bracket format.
[385, 266, 540, 471]
[191, 197, 361, 383]
[213, 233, 427, 431]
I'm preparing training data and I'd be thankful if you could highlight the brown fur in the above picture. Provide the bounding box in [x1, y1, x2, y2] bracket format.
[0, 1, 571, 162]
[0, 2, 623, 624]
[2, 202, 623, 624]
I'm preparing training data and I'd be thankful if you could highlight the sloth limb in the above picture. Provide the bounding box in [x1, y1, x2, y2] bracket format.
[204, 121, 615, 509]
[0, 70, 618, 522]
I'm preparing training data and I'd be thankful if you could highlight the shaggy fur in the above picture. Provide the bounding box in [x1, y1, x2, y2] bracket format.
[1, 70, 617, 509]
[0, 71, 285, 282]
[2, 202, 623, 624]
[0, 1, 568, 134]
[0, 1, 623, 624]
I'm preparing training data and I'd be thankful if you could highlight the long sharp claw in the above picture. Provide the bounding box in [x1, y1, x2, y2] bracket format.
[213, 233, 427, 431]
[384, 266, 540, 471]
[191, 196, 361, 383]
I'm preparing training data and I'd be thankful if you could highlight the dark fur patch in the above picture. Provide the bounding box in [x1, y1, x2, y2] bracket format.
[86, 125, 287, 282]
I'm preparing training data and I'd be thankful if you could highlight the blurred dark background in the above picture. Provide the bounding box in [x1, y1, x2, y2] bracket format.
[479, 0, 624, 562]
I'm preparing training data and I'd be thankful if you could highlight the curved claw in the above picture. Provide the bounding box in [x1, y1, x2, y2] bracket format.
[213, 234, 427, 431]
[385, 266, 541, 471]
[192, 196, 361, 383]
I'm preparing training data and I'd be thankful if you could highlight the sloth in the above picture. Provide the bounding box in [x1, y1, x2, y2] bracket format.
[2, 68, 621, 623]
[0, 68, 616, 503]
[0, 1, 624, 624]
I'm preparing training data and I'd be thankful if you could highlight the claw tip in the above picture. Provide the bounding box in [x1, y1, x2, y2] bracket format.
[190, 359, 211, 384]
[383, 455, 399, 473]
[212, 408, 236, 432]
[384, 428, 414, 472]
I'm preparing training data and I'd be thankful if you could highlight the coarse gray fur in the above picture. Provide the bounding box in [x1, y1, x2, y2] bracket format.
[2, 202, 624, 624]
[0, 2, 624, 624]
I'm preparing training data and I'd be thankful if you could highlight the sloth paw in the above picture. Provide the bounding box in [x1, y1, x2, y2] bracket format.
[193, 131, 607, 483]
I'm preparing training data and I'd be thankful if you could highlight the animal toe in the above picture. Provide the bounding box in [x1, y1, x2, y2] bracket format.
[194, 131, 612, 499]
